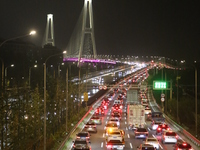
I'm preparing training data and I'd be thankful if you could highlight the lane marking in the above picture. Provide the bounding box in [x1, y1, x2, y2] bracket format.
[153, 134, 163, 149]
[125, 121, 127, 124]
[126, 127, 128, 130]
[103, 133, 105, 138]
[101, 142, 103, 148]
[125, 117, 126, 120]
[107, 117, 109, 119]
[127, 133, 130, 138]
[148, 127, 150, 131]
[130, 143, 133, 149]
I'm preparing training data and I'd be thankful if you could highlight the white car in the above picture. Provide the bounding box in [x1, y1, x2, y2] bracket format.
[106, 129, 123, 142]
[144, 137, 159, 150]
[108, 118, 120, 127]
[114, 100, 122, 105]
[161, 131, 178, 144]
[150, 121, 162, 130]
[145, 107, 151, 115]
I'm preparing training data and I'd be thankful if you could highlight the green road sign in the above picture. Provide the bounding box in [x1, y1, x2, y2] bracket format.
[153, 81, 167, 90]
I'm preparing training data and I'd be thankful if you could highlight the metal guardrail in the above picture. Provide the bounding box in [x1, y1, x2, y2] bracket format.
[150, 90, 200, 147]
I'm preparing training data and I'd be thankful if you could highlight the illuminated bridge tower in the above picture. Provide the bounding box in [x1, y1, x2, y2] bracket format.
[64, 0, 97, 65]
[42, 14, 55, 47]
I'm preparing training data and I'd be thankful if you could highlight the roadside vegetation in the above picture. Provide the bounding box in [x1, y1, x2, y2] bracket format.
[147, 67, 200, 139]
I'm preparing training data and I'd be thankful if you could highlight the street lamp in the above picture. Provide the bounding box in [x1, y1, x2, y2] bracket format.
[43, 51, 66, 150]
[29, 65, 37, 87]
[5, 64, 14, 89]
[0, 30, 36, 48]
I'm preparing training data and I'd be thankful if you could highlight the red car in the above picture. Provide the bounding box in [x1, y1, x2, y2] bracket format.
[95, 107, 105, 115]
[156, 123, 170, 135]
[112, 104, 122, 112]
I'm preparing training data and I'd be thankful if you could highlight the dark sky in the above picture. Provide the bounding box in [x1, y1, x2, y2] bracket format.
[0, 0, 200, 62]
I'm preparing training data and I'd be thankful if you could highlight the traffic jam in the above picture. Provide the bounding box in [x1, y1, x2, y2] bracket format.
[71, 69, 194, 150]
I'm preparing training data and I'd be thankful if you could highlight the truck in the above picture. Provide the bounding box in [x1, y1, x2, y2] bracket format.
[127, 89, 138, 103]
[127, 104, 145, 130]
[151, 111, 165, 122]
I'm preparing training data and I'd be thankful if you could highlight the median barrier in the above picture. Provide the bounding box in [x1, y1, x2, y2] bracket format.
[150, 90, 200, 147]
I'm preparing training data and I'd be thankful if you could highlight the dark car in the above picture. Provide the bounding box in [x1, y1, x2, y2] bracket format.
[84, 121, 97, 133]
[72, 139, 91, 150]
[134, 128, 148, 139]
[90, 115, 102, 125]
[76, 131, 91, 141]
[174, 142, 193, 150]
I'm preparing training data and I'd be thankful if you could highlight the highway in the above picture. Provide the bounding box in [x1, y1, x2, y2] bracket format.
[63, 65, 199, 150]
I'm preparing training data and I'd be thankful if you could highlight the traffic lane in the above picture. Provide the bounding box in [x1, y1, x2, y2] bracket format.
[90, 95, 117, 150]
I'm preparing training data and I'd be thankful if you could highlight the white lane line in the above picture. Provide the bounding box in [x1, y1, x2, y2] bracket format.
[148, 127, 150, 131]
[106, 121, 107, 124]
[126, 127, 128, 130]
[107, 117, 109, 119]
[130, 143, 133, 149]
[153, 134, 163, 149]
[125, 121, 127, 124]
[101, 142, 103, 148]
[127, 133, 130, 138]
[103, 133, 105, 138]
[125, 117, 126, 120]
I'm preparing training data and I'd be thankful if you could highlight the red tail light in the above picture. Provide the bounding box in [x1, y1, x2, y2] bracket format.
[157, 128, 161, 131]
[176, 135, 178, 138]
[107, 145, 112, 148]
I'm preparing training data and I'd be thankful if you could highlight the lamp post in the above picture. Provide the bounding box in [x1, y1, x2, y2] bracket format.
[0, 30, 36, 48]
[29, 65, 37, 87]
[5, 64, 14, 89]
[43, 51, 66, 150]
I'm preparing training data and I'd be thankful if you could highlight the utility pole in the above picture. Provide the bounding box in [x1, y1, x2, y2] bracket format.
[165, 71, 167, 113]
[177, 68, 179, 123]
[195, 67, 197, 137]
[66, 67, 68, 132]
[78, 68, 81, 112]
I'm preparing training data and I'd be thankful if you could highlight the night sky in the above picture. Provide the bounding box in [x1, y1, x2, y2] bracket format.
[0, 0, 200, 62]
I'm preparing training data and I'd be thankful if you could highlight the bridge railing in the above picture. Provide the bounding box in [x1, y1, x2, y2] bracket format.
[150, 90, 200, 147]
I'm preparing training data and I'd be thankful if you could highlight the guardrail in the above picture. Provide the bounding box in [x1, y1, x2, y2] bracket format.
[150, 90, 200, 147]
[57, 88, 112, 150]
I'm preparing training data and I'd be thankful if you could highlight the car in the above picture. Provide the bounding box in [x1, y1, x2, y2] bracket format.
[104, 123, 118, 134]
[106, 129, 124, 142]
[145, 107, 151, 115]
[134, 128, 149, 139]
[108, 117, 120, 127]
[114, 100, 123, 105]
[90, 115, 102, 125]
[173, 141, 193, 150]
[112, 104, 122, 111]
[142, 101, 148, 107]
[72, 138, 91, 150]
[76, 131, 91, 141]
[95, 107, 104, 115]
[161, 131, 178, 144]
[137, 144, 156, 150]
[111, 113, 121, 120]
[101, 101, 108, 109]
[84, 121, 97, 133]
[156, 123, 170, 135]
[150, 121, 162, 130]
[144, 137, 159, 150]
[147, 113, 152, 121]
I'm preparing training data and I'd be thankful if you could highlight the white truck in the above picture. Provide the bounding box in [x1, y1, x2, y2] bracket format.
[127, 89, 138, 103]
[127, 104, 145, 130]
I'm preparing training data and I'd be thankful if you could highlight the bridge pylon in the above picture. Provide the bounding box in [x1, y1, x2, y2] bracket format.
[42, 14, 55, 47]
[64, 0, 97, 66]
